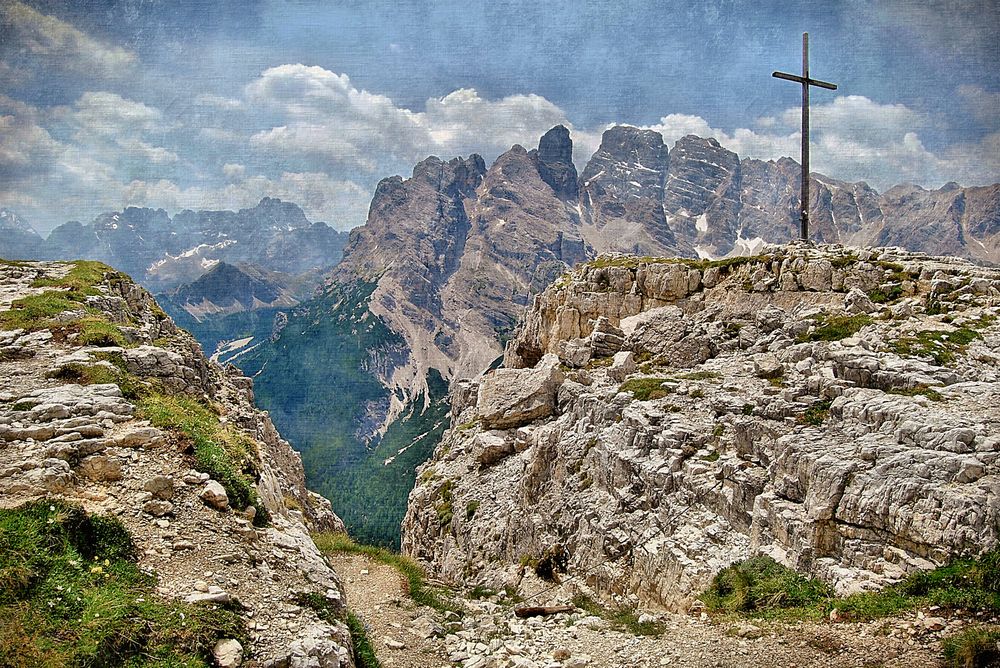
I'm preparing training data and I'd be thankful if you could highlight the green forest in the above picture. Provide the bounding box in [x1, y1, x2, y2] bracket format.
[237, 282, 450, 548]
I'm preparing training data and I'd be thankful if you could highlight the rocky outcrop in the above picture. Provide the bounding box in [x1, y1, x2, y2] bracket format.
[579, 126, 677, 256]
[0, 260, 353, 666]
[402, 243, 1000, 610]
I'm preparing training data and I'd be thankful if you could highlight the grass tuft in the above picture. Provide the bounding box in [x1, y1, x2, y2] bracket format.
[890, 328, 980, 366]
[798, 400, 833, 426]
[138, 394, 269, 526]
[620, 377, 673, 401]
[942, 626, 1000, 668]
[0, 499, 244, 667]
[700, 556, 831, 614]
[571, 594, 664, 636]
[798, 314, 872, 342]
[29, 261, 118, 296]
[346, 611, 382, 668]
[701, 550, 1000, 623]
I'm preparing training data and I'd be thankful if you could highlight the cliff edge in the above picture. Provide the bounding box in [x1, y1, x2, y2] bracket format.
[402, 243, 1000, 611]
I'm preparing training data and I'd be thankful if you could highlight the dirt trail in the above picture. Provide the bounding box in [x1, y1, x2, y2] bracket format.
[328, 551, 948, 668]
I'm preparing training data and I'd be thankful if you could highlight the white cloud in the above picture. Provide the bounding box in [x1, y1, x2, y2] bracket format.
[0, 114, 65, 182]
[643, 96, 999, 191]
[194, 94, 244, 110]
[73, 92, 167, 137]
[0, 1, 136, 78]
[245, 64, 572, 172]
[67, 92, 178, 168]
[222, 163, 246, 179]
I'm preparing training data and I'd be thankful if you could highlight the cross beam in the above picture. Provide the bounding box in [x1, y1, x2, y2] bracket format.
[772, 32, 838, 242]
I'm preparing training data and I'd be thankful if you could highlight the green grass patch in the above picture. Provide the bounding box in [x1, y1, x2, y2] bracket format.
[138, 394, 269, 526]
[435, 479, 455, 527]
[798, 399, 833, 426]
[74, 317, 129, 347]
[346, 611, 382, 668]
[465, 500, 480, 520]
[0, 291, 82, 331]
[620, 377, 673, 401]
[0, 261, 134, 347]
[313, 532, 460, 615]
[829, 254, 859, 269]
[702, 550, 1000, 623]
[798, 314, 872, 342]
[887, 385, 944, 402]
[701, 556, 831, 614]
[30, 261, 118, 296]
[0, 499, 245, 667]
[890, 328, 981, 365]
[942, 626, 1000, 668]
[867, 284, 904, 304]
[571, 594, 664, 636]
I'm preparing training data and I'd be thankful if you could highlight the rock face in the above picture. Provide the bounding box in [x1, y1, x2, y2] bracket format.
[241, 125, 1000, 545]
[402, 243, 1000, 610]
[0, 260, 353, 666]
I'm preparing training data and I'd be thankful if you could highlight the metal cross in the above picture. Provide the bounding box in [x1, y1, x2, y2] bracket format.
[773, 32, 838, 242]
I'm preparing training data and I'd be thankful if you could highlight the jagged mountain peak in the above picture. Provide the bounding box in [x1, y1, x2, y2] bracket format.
[0, 208, 38, 234]
[537, 125, 579, 201]
[587, 125, 670, 170]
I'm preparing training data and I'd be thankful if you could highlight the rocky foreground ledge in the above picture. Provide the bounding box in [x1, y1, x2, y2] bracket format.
[402, 243, 1000, 610]
[0, 260, 354, 667]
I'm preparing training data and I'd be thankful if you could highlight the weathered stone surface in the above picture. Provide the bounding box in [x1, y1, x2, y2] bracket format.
[213, 639, 244, 668]
[478, 355, 565, 430]
[200, 480, 230, 510]
[404, 243, 1000, 610]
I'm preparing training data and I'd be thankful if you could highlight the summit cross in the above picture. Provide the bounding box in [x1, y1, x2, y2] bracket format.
[772, 32, 838, 242]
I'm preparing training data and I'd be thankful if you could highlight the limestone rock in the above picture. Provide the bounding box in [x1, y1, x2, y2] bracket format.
[77, 455, 123, 482]
[200, 480, 230, 510]
[213, 639, 243, 668]
[478, 355, 564, 430]
[143, 474, 174, 500]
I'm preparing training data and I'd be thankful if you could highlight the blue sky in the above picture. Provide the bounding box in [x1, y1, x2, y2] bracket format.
[1, 0, 997, 232]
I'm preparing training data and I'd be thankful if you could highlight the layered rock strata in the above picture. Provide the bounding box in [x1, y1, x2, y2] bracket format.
[402, 244, 1000, 610]
[0, 260, 354, 667]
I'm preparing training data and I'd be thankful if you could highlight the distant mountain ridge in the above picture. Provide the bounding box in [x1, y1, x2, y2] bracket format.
[242, 124, 1000, 545]
[0, 197, 350, 293]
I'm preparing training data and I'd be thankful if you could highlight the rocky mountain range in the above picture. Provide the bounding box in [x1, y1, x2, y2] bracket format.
[244, 124, 1000, 545]
[402, 244, 1000, 611]
[0, 198, 349, 294]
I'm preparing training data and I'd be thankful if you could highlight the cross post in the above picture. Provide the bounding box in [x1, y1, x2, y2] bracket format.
[772, 32, 838, 242]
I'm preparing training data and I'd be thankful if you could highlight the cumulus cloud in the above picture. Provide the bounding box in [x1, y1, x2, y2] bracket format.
[0, 1, 136, 79]
[643, 95, 999, 191]
[0, 114, 65, 182]
[245, 64, 571, 172]
[222, 163, 246, 179]
[69, 92, 178, 168]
